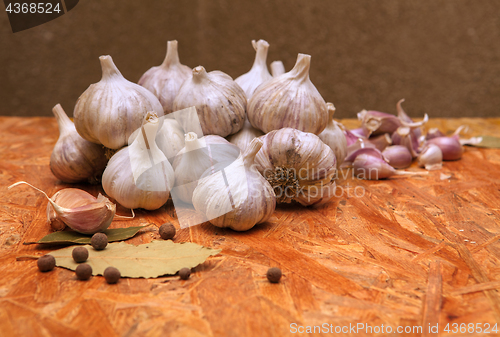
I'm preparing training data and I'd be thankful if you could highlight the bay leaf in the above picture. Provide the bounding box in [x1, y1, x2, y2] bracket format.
[465, 135, 500, 148]
[24, 225, 152, 245]
[50, 240, 221, 278]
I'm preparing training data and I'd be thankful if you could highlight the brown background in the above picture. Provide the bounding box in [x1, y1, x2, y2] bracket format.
[1, 0, 499, 119]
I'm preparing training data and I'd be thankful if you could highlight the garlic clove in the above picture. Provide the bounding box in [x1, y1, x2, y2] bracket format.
[173, 66, 247, 137]
[344, 147, 383, 165]
[235, 40, 273, 98]
[318, 103, 348, 168]
[358, 109, 402, 137]
[426, 135, 463, 161]
[417, 144, 443, 170]
[9, 182, 116, 234]
[227, 117, 264, 153]
[425, 128, 446, 140]
[270, 60, 286, 77]
[367, 133, 392, 152]
[248, 53, 328, 135]
[391, 126, 419, 158]
[192, 138, 276, 231]
[382, 145, 413, 169]
[138, 40, 192, 114]
[344, 128, 364, 147]
[74, 55, 164, 150]
[353, 154, 424, 180]
[50, 104, 108, 184]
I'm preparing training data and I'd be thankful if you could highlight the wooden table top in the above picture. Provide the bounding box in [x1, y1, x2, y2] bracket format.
[1, 116, 500, 336]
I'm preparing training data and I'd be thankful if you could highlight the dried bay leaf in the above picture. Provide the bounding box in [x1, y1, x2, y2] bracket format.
[24, 225, 152, 245]
[50, 240, 221, 278]
[466, 135, 500, 148]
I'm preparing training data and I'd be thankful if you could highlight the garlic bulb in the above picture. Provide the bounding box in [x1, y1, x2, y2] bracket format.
[138, 40, 191, 114]
[227, 118, 264, 152]
[50, 104, 107, 183]
[192, 138, 276, 231]
[173, 66, 246, 137]
[248, 53, 328, 135]
[102, 112, 174, 210]
[74, 55, 164, 149]
[235, 40, 273, 98]
[155, 118, 185, 161]
[270, 60, 285, 77]
[172, 132, 240, 204]
[254, 128, 337, 206]
[418, 144, 443, 170]
[318, 103, 347, 169]
[9, 182, 115, 234]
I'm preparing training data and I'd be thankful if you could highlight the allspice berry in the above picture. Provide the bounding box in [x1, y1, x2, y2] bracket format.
[75, 263, 92, 280]
[72, 246, 89, 263]
[266, 267, 282, 283]
[37, 255, 56, 272]
[159, 222, 176, 240]
[103, 266, 120, 284]
[179, 267, 191, 280]
[91, 233, 108, 250]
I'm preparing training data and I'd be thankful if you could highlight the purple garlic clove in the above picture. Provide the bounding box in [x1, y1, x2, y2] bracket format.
[367, 133, 392, 151]
[427, 135, 462, 161]
[358, 109, 402, 137]
[382, 145, 413, 169]
[391, 127, 419, 158]
[344, 146, 383, 165]
[425, 128, 445, 140]
[418, 144, 443, 170]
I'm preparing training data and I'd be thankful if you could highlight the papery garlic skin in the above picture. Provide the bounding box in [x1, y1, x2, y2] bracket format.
[235, 40, 273, 98]
[138, 40, 191, 114]
[173, 66, 246, 137]
[418, 144, 443, 170]
[318, 103, 347, 169]
[192, 138, 276, 231]
[254, 128, 337, 206]
[102, 112, 174, 210]
[172, 133, 240, 204]
[227, 118, 264, 153]
[270, 60, 286, 77]
[50, 104, 107, 184]
[248, 53, 328, 135]
[155, 118, 185, 161]
[74, 55, 164, 149]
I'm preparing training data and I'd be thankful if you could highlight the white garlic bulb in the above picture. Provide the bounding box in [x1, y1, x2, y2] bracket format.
[172, 132, 240, 204]
[235, 39, 273, 98]
[247, 53, 328, 135]
[102, 112, 174, 210]
[138, 40, 191, 114]
[192, 138, 276, 231]
[226, 118, 264, 153]
[50, 104, 108, 183]
[270, 60, 286, 77]
[74, 55, 164, 150]
[173, 66, 247, 137]
[155, 118, 185, 161]
[254, 128, 337, 206]
[318, 103, 347, 169]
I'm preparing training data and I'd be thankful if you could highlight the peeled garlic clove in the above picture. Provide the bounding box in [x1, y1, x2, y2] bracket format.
[50, 104, 107, 184]
[138, 40, 192, 114]
[270, 60, 286, 77]
[235, 40, 273, 98]
[254, 128, 337, 206]
[155, 118, 185, 161]
[192, 138, 276, 231]
[382, 145, 413, 169]
[358, 109, 402, 137]
[172, 132, 239, 204]
[318, 103, 347, 168]
[353, 154, 423, 180]
[427, 135, 463, 160]
[418, 144, 443, 170]
[74, 55, 164, 149]
[248, 53, 328, 135]
[227, 118, 264, 152]
[9, 182, 115, 234]
[102, 112, 175, 210]
[173, 66, 246, 137]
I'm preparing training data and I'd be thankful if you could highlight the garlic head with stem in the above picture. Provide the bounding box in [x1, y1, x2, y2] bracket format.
[270, 60, 286, 77]
[235, 39, 273, 98]
[318, 103, 347, 169]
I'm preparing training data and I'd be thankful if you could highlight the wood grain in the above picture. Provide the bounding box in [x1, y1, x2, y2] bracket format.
[1, 117, 500, 336]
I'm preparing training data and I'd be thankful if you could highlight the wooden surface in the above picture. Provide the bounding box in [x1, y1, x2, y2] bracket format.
[1, 117, 500, 336]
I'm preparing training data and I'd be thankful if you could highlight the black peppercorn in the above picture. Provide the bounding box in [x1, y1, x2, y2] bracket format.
[72, 246, 89, 263]
[91, 233, 108, 250]
[266, 267, 282, 283]
[37, 255, 56, 272]
[179, 267, 191, 280]
[159, 222, 176, 240]
[75, 263, 92, 280]
[103, 266, 120, 284]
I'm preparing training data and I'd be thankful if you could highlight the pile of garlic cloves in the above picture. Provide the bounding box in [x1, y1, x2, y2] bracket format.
[43, 38, 472, 233]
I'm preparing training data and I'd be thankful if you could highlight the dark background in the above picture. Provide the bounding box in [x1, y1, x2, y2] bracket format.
[1, 0, 499, 118]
